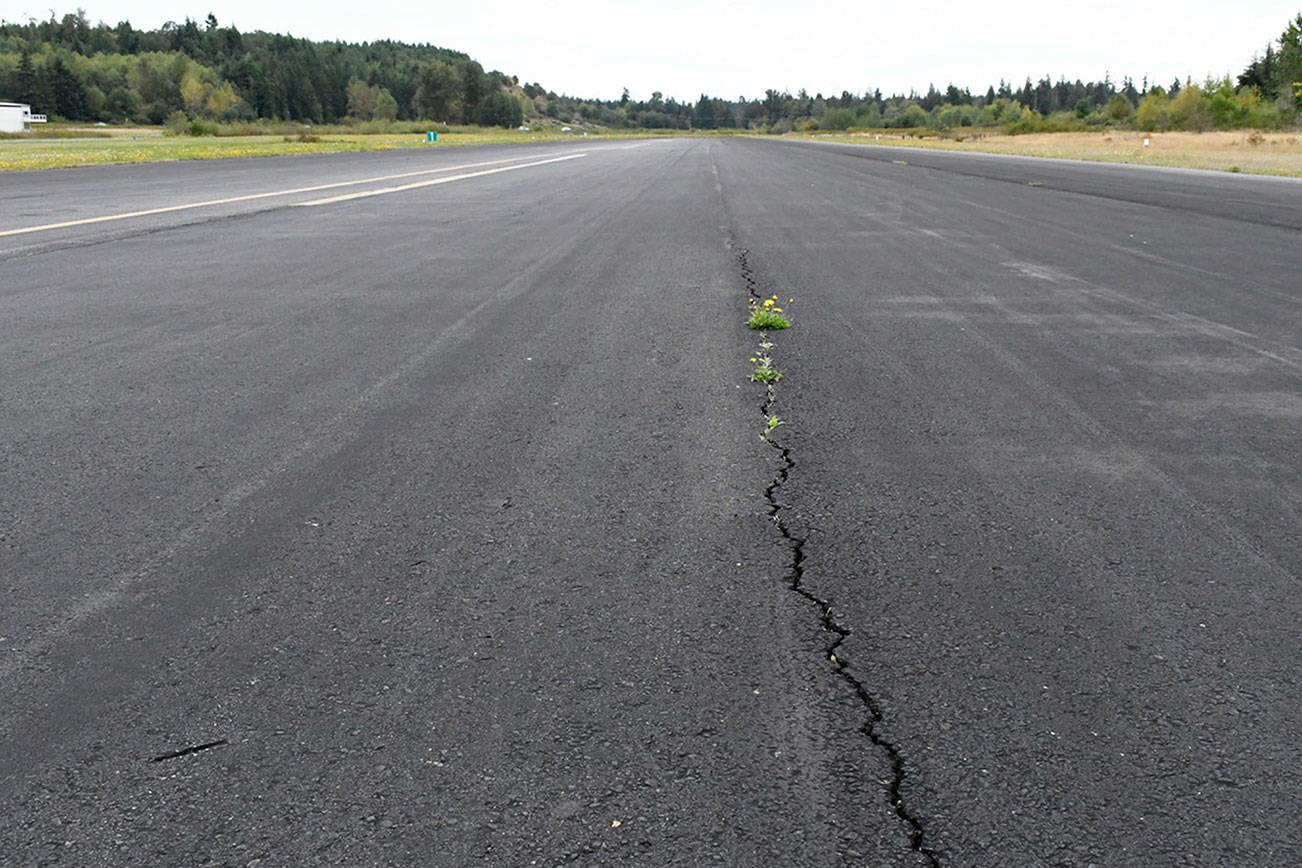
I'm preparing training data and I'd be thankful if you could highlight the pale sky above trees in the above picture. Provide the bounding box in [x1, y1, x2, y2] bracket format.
[11, 1, 1300, 100]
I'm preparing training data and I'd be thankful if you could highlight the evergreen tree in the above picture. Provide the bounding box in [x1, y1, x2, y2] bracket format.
[16, 49, 37, 104]
[114, 21, 139, 53]
[1238, 45, 1276, 94]
[694, 94, 716, 129]
[47, 56, 87, 118]
[460, 59, 485, 121]
[414, 60, 462, 122]
[474, 90, 522, 127]
[1274, 13, 1302, 106]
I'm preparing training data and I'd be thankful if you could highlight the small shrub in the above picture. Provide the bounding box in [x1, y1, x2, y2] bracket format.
[163, 110, 189, 135]
[186, 118, 220, 136]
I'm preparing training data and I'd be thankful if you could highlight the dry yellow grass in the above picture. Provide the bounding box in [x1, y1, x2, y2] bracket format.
[0, 134, 401, 170]
[800, 130, 1302, 177]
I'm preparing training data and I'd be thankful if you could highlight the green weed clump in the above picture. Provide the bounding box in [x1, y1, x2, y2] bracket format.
[747, 295, 791, 330]
[749, 354, 782, 383]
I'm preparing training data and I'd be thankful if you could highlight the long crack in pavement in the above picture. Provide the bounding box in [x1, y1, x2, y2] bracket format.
[739, 248, 940, 866]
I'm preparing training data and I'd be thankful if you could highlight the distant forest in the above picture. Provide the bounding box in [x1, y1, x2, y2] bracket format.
[2, 11, 1300, 132]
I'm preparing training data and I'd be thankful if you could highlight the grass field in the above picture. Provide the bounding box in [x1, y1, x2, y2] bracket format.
[0, 125, 625, 172]
[796, 129, 1302, 177]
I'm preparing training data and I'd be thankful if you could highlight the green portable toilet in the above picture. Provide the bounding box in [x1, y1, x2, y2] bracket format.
[425, 131, 438, 142]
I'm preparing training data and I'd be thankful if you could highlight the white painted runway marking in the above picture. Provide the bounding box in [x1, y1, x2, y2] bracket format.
[291, 152, 588, 206]
[0, 151, 588, 237]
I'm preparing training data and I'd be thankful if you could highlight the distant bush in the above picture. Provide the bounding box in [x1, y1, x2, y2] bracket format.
[474, 90, 524, 128]
[1135, 90, 1170, 129]
[1168, 83, 1213, 131]
[163, 110, 188, 134]
[163, 112, 219, 136]
[821, 107, 857, 130]
[885, 103, 930, 129]
[1106, 94, 1134, 121]
[932, 103, 979, 129]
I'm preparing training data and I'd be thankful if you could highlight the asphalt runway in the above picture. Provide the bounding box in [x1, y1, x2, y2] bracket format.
[1, 138, 1298, 864]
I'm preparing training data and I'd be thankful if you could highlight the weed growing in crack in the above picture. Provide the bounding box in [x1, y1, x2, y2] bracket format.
[745, 296, 791, 437]
[749, 351, 782, 383]
[747, 295, 792, 330]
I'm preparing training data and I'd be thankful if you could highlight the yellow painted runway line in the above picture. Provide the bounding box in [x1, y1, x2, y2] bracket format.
[291, 153, 588, 206]
[0, 151, 587, 238]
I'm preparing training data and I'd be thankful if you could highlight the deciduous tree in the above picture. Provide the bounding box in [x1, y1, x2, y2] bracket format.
[414, 60, 461, 122]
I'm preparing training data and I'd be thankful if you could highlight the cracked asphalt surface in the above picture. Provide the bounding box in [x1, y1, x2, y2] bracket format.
[1, 138, 1299, 864]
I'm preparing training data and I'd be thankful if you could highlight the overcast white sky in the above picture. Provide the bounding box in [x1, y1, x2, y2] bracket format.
[10, 2, 1300, 101]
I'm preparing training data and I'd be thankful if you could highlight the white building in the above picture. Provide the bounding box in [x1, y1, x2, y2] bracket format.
[0, 102, 48, 133]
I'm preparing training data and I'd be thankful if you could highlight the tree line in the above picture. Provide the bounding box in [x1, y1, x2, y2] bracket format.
[0, 12, 522, 127]
[533, 14, 1301, 134]
[2, 11, 1299, 133]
